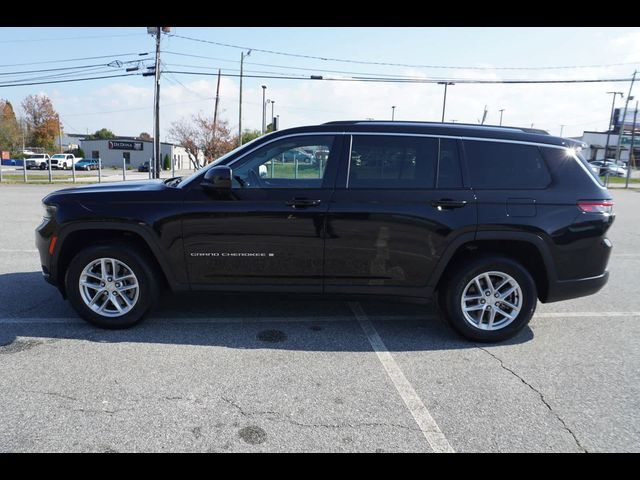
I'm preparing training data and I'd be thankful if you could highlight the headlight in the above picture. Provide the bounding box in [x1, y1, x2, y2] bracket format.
[42, 203, 57, 219]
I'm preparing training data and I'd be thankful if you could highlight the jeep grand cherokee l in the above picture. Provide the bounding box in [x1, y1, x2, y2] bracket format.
[36, 121, 614, 342]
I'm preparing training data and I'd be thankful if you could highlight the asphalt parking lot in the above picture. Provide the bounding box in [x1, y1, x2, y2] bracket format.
[0, 183, 639, 452]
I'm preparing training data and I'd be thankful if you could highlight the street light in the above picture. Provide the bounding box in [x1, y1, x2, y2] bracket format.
[437, 82, 454, 123]
[604, 91, 624, 161]
[267, 99, 275, 131]
[261, 85, 267, 135]
[498, 108, 505, 126]
[391, 106, 396, 121]
[238, 49, 252, 146]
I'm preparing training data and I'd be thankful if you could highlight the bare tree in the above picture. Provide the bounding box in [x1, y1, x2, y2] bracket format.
[168, 114, 235, 169]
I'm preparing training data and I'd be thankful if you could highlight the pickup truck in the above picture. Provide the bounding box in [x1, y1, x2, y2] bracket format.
[48, 154, 82, 170]
[25, 153, 51, 170]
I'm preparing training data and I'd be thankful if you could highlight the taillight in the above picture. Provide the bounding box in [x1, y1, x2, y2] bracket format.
[577, 200, 614, 214]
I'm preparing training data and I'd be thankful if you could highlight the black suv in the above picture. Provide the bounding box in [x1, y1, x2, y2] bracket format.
[36, 121, 614, 342]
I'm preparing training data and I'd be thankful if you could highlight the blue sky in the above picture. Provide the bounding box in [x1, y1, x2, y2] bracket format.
[2, 27, 639, 139]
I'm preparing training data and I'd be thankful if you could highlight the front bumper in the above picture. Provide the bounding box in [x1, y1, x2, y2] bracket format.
[35, 218, 57, 287]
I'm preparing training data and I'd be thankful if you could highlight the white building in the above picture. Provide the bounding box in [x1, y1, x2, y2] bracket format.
[580, 131, 639, 163]
[80, 137, 193, 170]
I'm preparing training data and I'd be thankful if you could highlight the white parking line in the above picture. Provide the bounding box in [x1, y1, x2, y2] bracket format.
[535, 311, 640, 318]
[0, 314, 428, 325]
[349, 301, 454, 453]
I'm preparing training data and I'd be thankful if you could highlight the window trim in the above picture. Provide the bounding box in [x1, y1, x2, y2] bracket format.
[183, 129, 599, 190]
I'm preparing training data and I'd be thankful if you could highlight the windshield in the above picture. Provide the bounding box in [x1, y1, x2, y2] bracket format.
[52, 154, 65, 159]
[28, 155, 44, 159]
[178, 136, 265, 188]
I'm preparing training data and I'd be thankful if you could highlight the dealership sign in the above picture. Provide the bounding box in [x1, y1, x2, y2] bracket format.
[108, 141, 143, 151]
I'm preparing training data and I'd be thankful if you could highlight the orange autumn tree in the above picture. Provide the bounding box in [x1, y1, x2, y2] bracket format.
[21, 94, 60, 152]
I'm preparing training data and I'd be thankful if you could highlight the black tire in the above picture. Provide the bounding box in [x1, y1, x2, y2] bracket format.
[439, 255, 537, 343]
[64, 243, 160, 329]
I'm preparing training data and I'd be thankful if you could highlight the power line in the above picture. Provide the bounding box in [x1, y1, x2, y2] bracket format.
[0, 73, 141, 88]
[0, 58, 144, 77]
[164, 69, 636, 85]
[0, 66, 128, 85]
[166, 33, 640, 71]
[0, 33, 146, 44]
[0, 52, 151, 68]
[164, 60, 451, 80]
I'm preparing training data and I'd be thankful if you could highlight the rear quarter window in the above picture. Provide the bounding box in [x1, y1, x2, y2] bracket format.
[463, 140, 551, 189]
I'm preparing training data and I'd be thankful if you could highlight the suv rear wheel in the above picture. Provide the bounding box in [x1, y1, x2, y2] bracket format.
[440, 256, 537, 342]
[65, 243, 159, 329]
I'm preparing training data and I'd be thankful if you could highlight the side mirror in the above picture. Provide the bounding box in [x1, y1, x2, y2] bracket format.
[202, 166, 232, 191]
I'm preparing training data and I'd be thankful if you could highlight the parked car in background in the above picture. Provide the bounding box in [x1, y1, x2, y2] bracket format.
[74, 159, 99, 171]
[24, 154, 50, 170]
[48, 154, 81, 170]
[589, 160, 628, 177]
[138, 161, 150, 172]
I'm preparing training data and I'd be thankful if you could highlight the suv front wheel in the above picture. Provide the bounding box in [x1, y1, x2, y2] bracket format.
[440, 256, 537, 342]
[65, 243, 159, 329]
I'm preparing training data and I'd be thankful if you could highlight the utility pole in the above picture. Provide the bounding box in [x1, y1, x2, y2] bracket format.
[238, 50, 251, 146]
[499, 109, 505, 126]
[58, 115, 63, 153]
[604, 91, 624, 162]
[213, 69, 221, 130]
[625, 100, 638, 188]
[391, 105, 396, 121]
[480, 106, 488, 125]
[151, 27, 162, 179]
[560, 125, 565, 137]
[261, 85, 267, 134]
[438, 82, 454, 122]
[614, 71, 637, 167]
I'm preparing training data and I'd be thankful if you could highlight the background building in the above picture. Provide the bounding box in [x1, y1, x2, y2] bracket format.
[80, 136, 191, 169]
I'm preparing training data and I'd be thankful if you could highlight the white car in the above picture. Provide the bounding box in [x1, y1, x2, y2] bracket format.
[589, 160, 628, 177]
[24, 154, 50, 170]
[48, 153, 80, 170]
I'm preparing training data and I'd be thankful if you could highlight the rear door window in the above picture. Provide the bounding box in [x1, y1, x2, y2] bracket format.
[463, 140, 551, 189]
[348, 135, 438, 188]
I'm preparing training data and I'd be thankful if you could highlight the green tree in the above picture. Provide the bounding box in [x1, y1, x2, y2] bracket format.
[235, 129, 262, 145]
[21, 94, 60, 151]
[163, 153, 171, 170]
[65, 147, 85, 158]
[0, 100, 21, 152]
[139, 132, 152, 141]
[86, 128, 115, 140]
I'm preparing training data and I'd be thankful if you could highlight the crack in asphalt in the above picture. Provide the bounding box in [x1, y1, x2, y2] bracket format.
[477, 346, 588, 453]
[221, 396, 419, 432]
[26, 389, 79, 402]
[23, 389, 132, 416]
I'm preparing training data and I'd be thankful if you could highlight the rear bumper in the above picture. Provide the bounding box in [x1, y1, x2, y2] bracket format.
[544, 271, 609, 303]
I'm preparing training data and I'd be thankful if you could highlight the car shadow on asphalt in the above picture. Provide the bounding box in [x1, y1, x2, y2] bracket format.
[0, 271, 534, 352]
